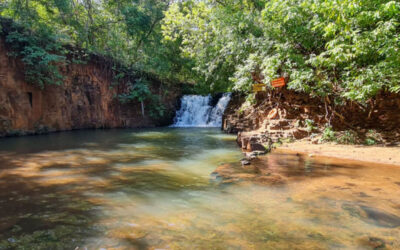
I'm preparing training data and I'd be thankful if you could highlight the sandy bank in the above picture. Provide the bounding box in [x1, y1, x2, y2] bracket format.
[276, 141, 400, 166]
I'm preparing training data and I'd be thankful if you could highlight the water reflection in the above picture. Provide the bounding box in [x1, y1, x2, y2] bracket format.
[0, 128, 399, 249]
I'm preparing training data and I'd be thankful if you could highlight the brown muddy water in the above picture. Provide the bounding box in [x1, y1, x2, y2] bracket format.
[0, 128, 399, 249]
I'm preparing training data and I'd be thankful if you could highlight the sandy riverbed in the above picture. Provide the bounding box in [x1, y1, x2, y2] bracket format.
[277, 141, 400, 166]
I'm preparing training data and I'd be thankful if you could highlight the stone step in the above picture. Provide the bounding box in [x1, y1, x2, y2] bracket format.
[268, 131, 285, 136]
[268, 125, 293, 131]
[264, 119, 296, 126]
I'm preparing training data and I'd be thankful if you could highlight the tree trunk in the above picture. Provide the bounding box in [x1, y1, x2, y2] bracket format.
[141, 101, 145, 117]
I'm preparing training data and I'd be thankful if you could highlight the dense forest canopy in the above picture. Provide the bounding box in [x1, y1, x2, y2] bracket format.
[1, 0, 399, 101]
[0, 0, 194, 87]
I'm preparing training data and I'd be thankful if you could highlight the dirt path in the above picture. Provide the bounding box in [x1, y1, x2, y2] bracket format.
[276, 141, 400, 166]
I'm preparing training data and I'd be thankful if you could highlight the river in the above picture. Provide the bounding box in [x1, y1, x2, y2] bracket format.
[0, 128, 400, 249]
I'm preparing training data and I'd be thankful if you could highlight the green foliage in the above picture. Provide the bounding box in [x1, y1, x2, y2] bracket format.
[163, 0, 260, 93]
[148, 95, 166, 119]
[364, 129, 382, 145]
[162, 0, 400, 101]
[364, 138, 376, 146]
[3, 21, 65, 88]
[119, 79, 151, 103]
[245, 94, 257, 106]
[2, 0, 399, 99]
[238, 94, 257, 114]
[118, 78, 166, 120]
[1, 0, 194, 88]
[305, 119, 316, 133]
[321, 126, 336, 142]
[337, 130, 358, 145]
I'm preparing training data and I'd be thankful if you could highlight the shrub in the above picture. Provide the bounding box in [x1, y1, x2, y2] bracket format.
[338, 130, 358, 145]
[365, 138, 376, 146]
[119, 78, 151, 104]
[305, 119, 316, 133]
[148, 95, 167, 119]
[364, 129, 383, 145]
[321, 126, 336, 142]
[119, 78, 166, 119]
[3, 22, 66, 88]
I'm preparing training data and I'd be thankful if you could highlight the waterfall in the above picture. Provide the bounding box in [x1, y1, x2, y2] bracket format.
[171, 93, 231, 127]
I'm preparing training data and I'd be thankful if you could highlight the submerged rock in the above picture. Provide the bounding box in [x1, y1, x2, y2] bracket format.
[342, 203, 400, 228]
[211, 162, 287, 186]
[249, 142, 268, 152]
[360, 206, 400, 228]
[255, 175, 287, 186]
[358, 236, 386, 249]
[250, 151, 268, 156]
[237, 133, 272, 153]
[341, 203, 362, 218]
[241, 160, 251, 166]
[292, 129, 309, 139]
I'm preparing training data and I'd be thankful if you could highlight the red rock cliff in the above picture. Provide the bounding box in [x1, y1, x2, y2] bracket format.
[223, 90, 400, 148]
[0, 40, 180, 136]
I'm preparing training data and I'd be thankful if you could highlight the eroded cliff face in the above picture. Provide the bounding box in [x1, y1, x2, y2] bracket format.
[0, 40, 179, 137]
[223, 90, 400, 150]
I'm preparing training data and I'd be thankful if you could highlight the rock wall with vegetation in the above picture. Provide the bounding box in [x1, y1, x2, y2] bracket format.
[166, 0, 400, 147]
[0, 39, 180, 137]
[1, 0, 399, 139]
[223, 90, 400, 149]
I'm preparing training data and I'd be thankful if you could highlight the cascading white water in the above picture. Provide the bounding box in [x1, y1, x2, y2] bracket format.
[171, 93, 231, 127]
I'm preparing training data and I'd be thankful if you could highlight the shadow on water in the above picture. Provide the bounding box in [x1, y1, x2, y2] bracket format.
[0, 128, 240, 248]
[0, 159, 222, 249]
[0, 128, 400, 249]
[0, 174, 99, 249]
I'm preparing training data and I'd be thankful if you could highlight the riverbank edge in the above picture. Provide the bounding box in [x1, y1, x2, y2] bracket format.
[222, 91, 400, 167]
[0, 36, 184, 138]
[274, 141, 400, 167]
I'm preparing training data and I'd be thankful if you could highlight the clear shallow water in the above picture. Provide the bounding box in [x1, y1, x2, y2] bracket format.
[0, 128, 399, 249]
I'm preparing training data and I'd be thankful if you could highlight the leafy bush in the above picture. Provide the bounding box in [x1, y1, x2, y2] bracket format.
[3, 21, 66, 88]
[364, 129, 382, 145]
[321, 126, 336, 142]
[338, 130, 358, 145]
[148, 95, 166, 119]
[305, 119, 316, 133]
[119, 78, 151, 104]
[1, 0, 193, 88]
[365, 138, 376, 146]
[238, 94, 256, 114]
[119, 78, 166, 119]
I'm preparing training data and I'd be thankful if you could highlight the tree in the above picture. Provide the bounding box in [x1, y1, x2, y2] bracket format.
[1, 0, 399, 102]
[162, 0, 400, 101]
[119, 79, 151, 117]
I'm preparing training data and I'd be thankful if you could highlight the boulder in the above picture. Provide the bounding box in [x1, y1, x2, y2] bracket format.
[237, 133, 273, 153]
[241, 160, 251, 166]
[249, 143, 267, 152]
[292, 129, 309, 139]
[357, 236, 385, 249]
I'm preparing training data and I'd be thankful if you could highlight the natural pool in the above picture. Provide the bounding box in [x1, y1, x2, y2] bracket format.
[0, 128, 399, 249]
